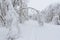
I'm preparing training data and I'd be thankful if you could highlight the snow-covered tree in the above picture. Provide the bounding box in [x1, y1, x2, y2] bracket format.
[0, 0, 20, 40]
[41, 3, 60, 24]
[52, 15, 59, 25]
[10, 0, 28, 23]
[21, 7, 44, 26]
[0, 0, 8, 26]
[19, 0, 28, 23]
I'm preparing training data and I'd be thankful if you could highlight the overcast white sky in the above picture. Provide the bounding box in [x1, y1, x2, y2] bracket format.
[28, 0, 60, 11]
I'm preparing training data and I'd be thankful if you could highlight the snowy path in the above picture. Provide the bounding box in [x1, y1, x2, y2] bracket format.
[0, 20, 60, 40]
[17, 20, 60, 40]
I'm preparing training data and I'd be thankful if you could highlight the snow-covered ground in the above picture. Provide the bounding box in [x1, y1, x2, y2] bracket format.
[0, 27, 9, 40]
[16, 20, 60, 40]
[0, 20, 60, 40]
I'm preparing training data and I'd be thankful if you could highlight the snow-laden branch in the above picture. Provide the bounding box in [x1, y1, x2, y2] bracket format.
[19, 7, 43, 26]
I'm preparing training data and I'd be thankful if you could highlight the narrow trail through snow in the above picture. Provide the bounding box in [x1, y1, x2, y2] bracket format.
[17, 20, 60, 40]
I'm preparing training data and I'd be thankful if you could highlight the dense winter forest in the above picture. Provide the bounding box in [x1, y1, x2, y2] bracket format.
[0, 0, 60, 40]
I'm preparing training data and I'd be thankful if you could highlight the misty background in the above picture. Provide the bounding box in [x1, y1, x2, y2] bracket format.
[28, 0, 60, 11]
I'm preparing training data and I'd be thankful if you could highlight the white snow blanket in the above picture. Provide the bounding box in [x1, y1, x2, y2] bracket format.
[16, 20, 60, 40]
